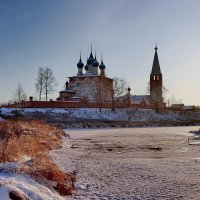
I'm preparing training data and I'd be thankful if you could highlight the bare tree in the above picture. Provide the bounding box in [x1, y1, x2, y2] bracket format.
[146, 81, 150, 95]
[35, 67, 45, 100]
[112, 77, 128, 111]
[113, 77, 128, 101]
[146, 81, 168, 101]
[43, 67, 57, 101]
[13, 84, 27, 102]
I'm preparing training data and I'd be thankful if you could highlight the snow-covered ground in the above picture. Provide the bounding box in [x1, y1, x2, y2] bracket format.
[0, 163, 66, 200]
[52, 126, 200, 200]
[1, 107, 200, 122]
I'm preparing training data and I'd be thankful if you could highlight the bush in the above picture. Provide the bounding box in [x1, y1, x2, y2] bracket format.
[0, 119, 62, 161]
[0, 119, 75, 196]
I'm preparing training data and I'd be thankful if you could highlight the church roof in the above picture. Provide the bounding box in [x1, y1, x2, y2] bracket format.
[92, 54, 99, 67]
[87, 48, 95, 65]
[68, 74, 113, 80]
[77, 56, 84, 68]
[151, 46, 161, 74]
[131, 95, 151, 104]
[59, 89, 75, 93]
[99, 57, 106, 70]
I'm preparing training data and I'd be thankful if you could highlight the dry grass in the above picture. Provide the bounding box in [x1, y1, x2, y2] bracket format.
[0, 119, 75, 195]
[0, 119, 62, 162]
[18, 154, 76, 195]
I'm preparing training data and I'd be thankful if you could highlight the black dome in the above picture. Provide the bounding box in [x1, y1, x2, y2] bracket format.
[85, 64, 89, 71]
[92, 60, 99, 67]
[92, 56, 99, 67]
[99, 60, 106, 70]
[87, 57, 94, 65]
[77, 57, 84, 68]
[87, 51, 94, 65]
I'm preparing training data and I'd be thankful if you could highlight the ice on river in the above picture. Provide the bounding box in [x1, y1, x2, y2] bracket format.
[51, 126, 200, 200]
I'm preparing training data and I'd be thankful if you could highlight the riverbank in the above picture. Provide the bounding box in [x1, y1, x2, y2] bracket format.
[0, 119, 75, 199]
[1, 108, 200, 128]
[52, 127, 200, 199]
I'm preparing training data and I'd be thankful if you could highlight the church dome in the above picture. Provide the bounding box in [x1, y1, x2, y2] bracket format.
[77, 57, 84, 68]
[87, 51, 94, 65]
[85, 64, 89, 71]
[99, 60, 106, 70]
[92, 55, 99, 67]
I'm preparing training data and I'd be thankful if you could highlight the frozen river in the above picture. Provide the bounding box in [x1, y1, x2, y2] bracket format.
[52, 126, 200, 200]
[67, 126, 200, 138]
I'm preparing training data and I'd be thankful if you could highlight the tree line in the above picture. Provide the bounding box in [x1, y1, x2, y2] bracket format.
[13, 67, 57, 102]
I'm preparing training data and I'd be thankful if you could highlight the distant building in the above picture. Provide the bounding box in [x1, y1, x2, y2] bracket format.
[3, 46, 167, 110]
[150, 46, 163, 103]
[170, 104, 196, 111]
[118, 47, 165, 109]
[57, 48, 113, 103]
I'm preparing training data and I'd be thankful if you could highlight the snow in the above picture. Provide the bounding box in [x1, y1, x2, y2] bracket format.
[1, 107, 200, 122]
[1, 107, 200, 199]
[0, 162, 67, 200]
[0, 163, 19, 173]
[52, 126, 200, 200]
[0, 117, 4, 121]
[0, 186, 10, 199]
[20, 155, 32, 163]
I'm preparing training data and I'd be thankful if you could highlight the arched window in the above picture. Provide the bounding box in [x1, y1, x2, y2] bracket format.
[157, 76, 159, 80]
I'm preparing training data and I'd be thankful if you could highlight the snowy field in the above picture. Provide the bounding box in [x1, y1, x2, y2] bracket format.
[52, 127, 200, 200]
[1, 108, 200, 122]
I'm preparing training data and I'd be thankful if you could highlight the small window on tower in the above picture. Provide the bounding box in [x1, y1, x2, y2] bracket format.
[157, 76, 159, 80]
[153, 75, 156, 80]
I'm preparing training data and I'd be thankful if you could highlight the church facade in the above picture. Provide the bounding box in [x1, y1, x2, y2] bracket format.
[57, 49, 113, 103]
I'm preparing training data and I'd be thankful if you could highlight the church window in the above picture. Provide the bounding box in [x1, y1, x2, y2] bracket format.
[153, 75, 156, 80]
[157, 76, 159, 80]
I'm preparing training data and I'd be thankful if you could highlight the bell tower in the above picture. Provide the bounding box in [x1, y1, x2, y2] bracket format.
[150, 46, 163, 102]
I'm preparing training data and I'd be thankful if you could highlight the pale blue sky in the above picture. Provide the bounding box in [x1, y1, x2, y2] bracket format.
[0, 0, 200, 105]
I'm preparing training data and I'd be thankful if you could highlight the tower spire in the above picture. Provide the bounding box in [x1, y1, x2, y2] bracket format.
[99, 52, 106, 76]
[151, 45, 161, 74]
[90, 43, 93, 53]
[89, 43, 94, 59]
[79, 50, 82, 61]
[150, 46, 163, 104]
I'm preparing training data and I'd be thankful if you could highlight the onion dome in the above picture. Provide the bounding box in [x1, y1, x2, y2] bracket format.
[84, 56, 89, 70]
[87, 51, 94, 65]
[85, 64, 89, 71]
[99, 59, 106, 70]
[77, 55, 84, 68]
[92, 54, 99, 67]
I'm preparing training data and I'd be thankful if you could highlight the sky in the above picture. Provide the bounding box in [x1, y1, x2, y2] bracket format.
[0, 0, 200, 105]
